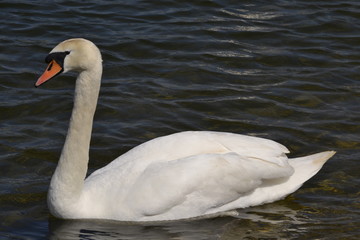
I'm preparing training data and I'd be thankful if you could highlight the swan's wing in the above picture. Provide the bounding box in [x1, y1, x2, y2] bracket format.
[123, 150, 294, 220]
[81, 131, 333, 221]
[84, 131, 293, 220]
[90, 131, 290, 179]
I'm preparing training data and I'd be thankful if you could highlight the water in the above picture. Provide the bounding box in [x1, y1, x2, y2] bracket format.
[1, 0, 359, 239]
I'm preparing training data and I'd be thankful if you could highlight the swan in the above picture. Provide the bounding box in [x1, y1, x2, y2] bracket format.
[35, 38, 335, 222]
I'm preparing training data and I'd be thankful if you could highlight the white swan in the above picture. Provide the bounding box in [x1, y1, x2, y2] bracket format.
[36, 38, 335, 222]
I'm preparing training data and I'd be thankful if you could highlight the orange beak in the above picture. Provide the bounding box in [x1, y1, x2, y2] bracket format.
[35, 60, 63, 87]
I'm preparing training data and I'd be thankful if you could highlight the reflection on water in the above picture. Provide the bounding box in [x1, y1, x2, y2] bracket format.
[48, 204, 305, 240]
[49, 218, 229, 240]
[47, 199, 359, 239]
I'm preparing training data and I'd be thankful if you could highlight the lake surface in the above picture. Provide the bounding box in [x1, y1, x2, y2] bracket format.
[1, 0, 359, 239]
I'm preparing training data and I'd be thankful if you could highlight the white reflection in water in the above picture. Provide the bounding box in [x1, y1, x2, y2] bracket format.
[49, 204, 307, 240]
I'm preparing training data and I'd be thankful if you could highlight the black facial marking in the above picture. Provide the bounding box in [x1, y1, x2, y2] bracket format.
[45, 51, 70, 67]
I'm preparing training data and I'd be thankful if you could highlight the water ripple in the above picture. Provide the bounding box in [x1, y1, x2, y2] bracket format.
[1, 0, 359, 239]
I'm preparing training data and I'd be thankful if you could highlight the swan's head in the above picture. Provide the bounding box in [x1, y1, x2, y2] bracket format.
[35, 38, 102, 87]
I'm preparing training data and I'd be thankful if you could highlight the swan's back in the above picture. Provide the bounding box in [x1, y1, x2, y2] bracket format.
[90, 131, 289, 174]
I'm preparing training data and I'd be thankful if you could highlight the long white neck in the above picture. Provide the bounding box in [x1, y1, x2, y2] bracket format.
[48, 62, 102, 216]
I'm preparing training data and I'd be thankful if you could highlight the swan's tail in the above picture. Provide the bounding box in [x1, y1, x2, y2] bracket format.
[256, 151, 335, 206]
[218, 151, 335, 209]
[288, 151, 336, 185]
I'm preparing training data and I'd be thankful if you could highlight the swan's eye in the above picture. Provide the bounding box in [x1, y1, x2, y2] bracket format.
[47, 61, 54, 71]
[45, 51, 71, 66]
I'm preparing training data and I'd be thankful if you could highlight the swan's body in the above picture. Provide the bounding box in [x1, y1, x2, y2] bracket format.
[36, 38, 335, 222]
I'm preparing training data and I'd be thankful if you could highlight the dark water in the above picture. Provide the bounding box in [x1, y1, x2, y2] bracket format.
[1, 0, 359, 239]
